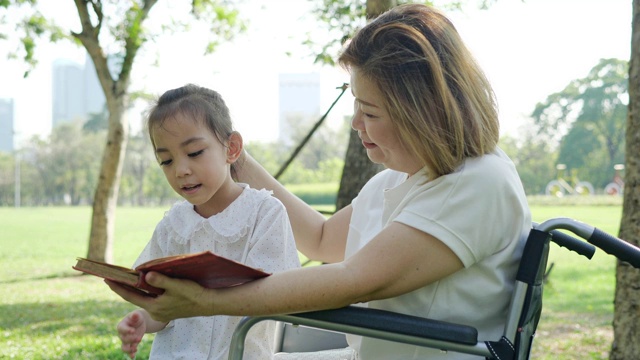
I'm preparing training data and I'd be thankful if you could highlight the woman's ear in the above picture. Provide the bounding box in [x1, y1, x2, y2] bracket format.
[226, 131, 243, 164]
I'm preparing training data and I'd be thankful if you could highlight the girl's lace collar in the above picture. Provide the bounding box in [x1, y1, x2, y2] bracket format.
[165, 184, 273, 244]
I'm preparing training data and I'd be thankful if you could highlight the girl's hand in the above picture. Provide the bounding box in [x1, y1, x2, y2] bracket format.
[106, 272, 213, 323]
[117, 310, 146, 359]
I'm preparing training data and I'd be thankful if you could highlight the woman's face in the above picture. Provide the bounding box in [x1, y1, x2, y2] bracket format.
[350, 68, 422, 175]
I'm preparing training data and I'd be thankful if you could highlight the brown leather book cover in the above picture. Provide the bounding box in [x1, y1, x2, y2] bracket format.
[73, 251, 271, 296]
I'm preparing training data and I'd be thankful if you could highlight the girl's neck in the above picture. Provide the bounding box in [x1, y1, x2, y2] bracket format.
[194, 182, 244, 218]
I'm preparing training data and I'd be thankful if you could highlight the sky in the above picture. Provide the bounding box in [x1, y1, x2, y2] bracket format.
[0, 0, 632, 147]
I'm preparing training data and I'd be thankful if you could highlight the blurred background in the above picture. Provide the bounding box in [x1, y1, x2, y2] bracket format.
[0, 0, 630, 203]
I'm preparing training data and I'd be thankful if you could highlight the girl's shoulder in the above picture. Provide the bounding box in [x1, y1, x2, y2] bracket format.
[235, 183, 285, 211]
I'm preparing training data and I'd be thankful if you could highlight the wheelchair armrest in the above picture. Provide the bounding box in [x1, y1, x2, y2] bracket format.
[286, 306, 478, 345]
[229, 306, 491, 359]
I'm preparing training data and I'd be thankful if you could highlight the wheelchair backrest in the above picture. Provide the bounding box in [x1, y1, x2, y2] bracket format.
[486, 228, 552, 360]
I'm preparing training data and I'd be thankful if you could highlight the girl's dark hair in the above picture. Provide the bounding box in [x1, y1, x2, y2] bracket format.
[146, 84, 234, 149]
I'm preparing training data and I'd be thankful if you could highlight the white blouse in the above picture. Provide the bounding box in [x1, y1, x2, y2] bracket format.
[134, 184, 301, 360]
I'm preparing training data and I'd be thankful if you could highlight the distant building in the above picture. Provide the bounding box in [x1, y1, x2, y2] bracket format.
[278, 73, 322, 145]
[52, 53, 105, 128]
[83, 54, 106, 118]
[0, 98, 14, 153]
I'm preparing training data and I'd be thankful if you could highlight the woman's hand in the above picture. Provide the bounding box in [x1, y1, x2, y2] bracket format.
[106, 272, 214, 323]
[230, 149, 249, 182]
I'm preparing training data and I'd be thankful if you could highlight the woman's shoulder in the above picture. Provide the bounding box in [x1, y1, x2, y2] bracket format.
[457, 147, 520, 186]
[364, 168, 410, 190]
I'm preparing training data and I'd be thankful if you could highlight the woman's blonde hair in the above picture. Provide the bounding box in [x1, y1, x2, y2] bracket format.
[338, 4, 499, 178]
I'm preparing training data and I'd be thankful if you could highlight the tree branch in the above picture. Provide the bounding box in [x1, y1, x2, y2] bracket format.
[72, 0, 113, 96]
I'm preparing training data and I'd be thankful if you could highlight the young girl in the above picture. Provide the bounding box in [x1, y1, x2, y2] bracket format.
[116, 84, 300, 359]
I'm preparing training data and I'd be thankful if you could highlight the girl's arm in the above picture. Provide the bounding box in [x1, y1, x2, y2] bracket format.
[117, 309, 168, 358]
[235, 151, 351, 263]
[106, 221, 464, 323]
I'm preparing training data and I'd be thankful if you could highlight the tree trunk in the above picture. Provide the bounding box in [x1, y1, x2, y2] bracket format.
[610, 1, 640, 358]
[86, 101, 128, 263]
[72, 0, 156, 263]
[334, 0, 395, 211]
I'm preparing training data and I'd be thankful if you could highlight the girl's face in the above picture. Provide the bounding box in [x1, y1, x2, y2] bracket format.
[350, 68, 422, 175]
[151, 113, 242, 218]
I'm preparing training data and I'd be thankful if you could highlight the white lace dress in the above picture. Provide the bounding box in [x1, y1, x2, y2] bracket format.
[134, 184, 301, 360]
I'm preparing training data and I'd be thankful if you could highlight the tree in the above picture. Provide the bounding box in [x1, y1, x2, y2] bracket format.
[309, 0, 395, 211]
[1, 0, 245, 262]
[279, 104, 349, 174]
[530, 58, 627, 186]
[610, 1, 640, 358]
[334, 1, 395, 210]
[0, 152, 14, 205]
[46, 121, 104, 205]
[499, 131, 557, 195]
[119, 130, 155, 206]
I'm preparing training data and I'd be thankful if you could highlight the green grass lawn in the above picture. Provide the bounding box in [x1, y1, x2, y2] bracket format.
[0, 199, 626, 359]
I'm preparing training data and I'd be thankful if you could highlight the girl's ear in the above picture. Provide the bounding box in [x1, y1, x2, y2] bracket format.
[226, 131, 243, 164]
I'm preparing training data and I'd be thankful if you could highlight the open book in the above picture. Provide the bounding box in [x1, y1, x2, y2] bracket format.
[72, 251, 270, 296]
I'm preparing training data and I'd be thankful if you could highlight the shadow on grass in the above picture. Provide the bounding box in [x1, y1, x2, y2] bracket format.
[1, 299, 133, 331]
[0, 271, 79, 285]
[0, 299, 153, 359]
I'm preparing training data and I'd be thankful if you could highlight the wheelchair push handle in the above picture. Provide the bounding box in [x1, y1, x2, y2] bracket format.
[549, 229, 596, 259]
[588, 228, 640, 269]
[537, 217, 640, 269]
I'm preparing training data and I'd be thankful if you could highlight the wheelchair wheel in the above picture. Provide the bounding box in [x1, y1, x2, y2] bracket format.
[545, 180, 564, 197]
[574, 181, 594, 196]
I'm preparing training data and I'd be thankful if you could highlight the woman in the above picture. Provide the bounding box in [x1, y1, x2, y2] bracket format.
[108, 4, 531, 359]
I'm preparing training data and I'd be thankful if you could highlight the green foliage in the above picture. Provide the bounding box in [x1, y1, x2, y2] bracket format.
[0, 152, 14, 204]
[306, 1, 499, 66]
[0, 0, 68, 76]
[277, 158, 345, 185]
[500, 133, 557, 195]
[286, 182, 339, 205]
[191, 0, 247, 54]
[82, 107, 109, 133]
[0, 113, 342, 205]
[530, 58, 627, 180]
[119, 131, 180, 206]
[1, 1, 247, 79]
[505, 58, 629, 195]
[14, 122, 105, 205]
[245, 116, 348, 185]
[304, 0, 367, 66]
[557, 123, 599, 169]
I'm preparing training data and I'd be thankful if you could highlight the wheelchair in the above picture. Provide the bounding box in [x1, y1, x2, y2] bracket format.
[228, 218, 640, 360]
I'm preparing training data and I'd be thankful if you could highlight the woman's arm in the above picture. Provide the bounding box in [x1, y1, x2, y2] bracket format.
[235, 151, 350, 263]
[107, 221, 464, 323]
